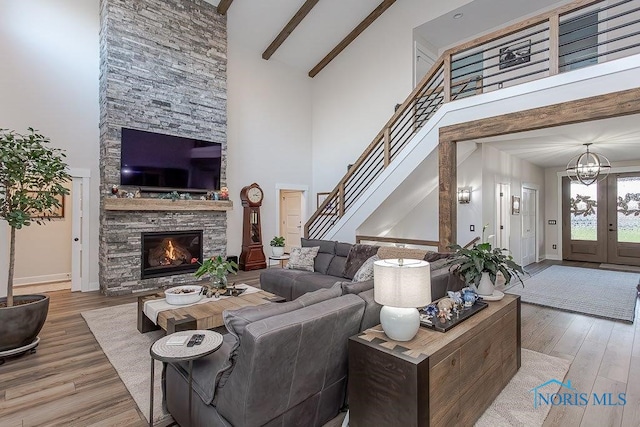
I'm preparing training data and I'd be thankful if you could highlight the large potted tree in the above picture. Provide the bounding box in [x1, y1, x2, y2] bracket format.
[0, 128, 70, 358]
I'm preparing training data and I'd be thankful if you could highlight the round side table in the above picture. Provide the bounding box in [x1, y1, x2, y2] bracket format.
[268, 254, 290, 268]
[149, 330, 223, 427]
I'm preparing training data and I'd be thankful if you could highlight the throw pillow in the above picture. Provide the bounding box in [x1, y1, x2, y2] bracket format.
[286, 246, 320, 272]
[424, 251, 453, 262]
[377, 246, 428, 260]
[342, 244, 380, 279]
[352, 254, 379, 282]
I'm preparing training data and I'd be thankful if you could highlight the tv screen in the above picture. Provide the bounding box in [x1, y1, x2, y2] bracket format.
[120, 128, 222, 191]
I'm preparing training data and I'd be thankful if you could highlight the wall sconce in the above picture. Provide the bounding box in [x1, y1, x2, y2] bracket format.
[457, 187, 471, 204]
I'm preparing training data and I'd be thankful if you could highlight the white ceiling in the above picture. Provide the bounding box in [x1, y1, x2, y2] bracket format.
[475, 114, 640, 168]
[414, 0, 569, 51]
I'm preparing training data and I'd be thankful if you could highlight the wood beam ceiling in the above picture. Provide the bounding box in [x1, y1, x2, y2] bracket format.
[217, 0, 233, 15]
[263, 0, 321, 60]
[308, 0, 396, 78]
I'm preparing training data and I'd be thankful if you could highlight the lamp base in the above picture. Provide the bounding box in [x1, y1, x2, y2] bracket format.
[380, 306, 420, 342]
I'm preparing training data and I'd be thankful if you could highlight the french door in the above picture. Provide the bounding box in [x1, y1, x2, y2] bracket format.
[562, 173, 640, 266]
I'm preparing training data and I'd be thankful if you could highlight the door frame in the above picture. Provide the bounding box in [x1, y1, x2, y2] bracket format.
[69, 168, 91, 292]
[556, 165, 640, 260]
[521, 183, 540, 266]
[274, 183, 309, 244]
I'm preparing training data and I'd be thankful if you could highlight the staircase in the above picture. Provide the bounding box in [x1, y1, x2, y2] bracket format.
[305, 0, 640, 244]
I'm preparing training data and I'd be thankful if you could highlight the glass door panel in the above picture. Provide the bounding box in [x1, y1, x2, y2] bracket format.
[607, 173, 640, 266]
[569, 181, 598, 241]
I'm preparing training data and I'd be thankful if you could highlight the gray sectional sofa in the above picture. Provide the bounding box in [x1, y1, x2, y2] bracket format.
[165, 284, 381, 427]
[261, 238, 464, 302]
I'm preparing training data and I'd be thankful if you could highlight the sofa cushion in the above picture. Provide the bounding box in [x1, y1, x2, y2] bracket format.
[429, 258, 449, 272]
[377, 246, 428, 260]
[326, 242, 352, 277]
[286, 246, 320, 272]
[297, 282, 342, 307]
[260, 268, 309, 301]
[302, 238, 336, 274]
[352, 254, 379, 282]
[357, 288, 382, 331]
[291, 274, 345, 300]
[340, 279, 373, 295]
[342, 244, 379, 280]
[171, 333, 238, 404]
[224, 300, 304, 342]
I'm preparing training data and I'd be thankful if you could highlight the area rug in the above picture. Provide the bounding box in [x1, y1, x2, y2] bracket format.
[84, 303, 571, 427]
[505, 265, 639, 323]
[82, 303, 169, 425]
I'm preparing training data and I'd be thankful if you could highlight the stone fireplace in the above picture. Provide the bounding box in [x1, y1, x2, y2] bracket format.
[98, 0, 228, 295]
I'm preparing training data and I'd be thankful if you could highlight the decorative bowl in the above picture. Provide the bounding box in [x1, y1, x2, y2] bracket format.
[164, 285, 203, 305]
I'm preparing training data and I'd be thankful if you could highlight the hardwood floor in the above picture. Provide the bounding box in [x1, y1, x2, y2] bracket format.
[1, 262, 638, 426]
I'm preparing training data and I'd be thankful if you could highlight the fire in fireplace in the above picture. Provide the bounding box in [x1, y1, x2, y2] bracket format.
[141, 230, 203, 279]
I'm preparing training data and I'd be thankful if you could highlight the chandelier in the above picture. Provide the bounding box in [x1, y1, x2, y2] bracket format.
[566, 143, 611, 186]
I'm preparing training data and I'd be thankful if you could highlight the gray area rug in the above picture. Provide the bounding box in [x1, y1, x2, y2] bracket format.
[84, 303, 571, 427]
[82, 303, 170, 425]
[506, 265, 639, 323]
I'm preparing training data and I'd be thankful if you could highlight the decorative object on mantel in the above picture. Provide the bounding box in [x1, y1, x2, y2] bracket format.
[159, 191, 193, 201]
[0, 128, 70, 359]
[373, 258, 431, 341]
[565, 143, 611, 186]
[239, 183, 267, 270]
[193, 255, 238, 298]
[447, 225, 525, 298]
[269, 236, 285, 256]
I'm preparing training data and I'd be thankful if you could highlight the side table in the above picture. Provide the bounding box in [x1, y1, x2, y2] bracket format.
[149, 330, 223, 427]
[268, 254, 290, 268]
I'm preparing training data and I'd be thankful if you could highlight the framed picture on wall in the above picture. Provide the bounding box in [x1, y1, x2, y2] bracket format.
[499, 40, 531, 69]
[512, 195, 521, 215]
[29, 193, 65, 219]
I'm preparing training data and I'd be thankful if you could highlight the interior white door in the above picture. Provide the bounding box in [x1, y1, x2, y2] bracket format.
[280, 190, 303, 253]
[521, 187, 537, 266]
[71, 177, 83, 292]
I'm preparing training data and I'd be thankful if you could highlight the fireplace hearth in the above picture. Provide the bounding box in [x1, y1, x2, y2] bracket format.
[141, 230, 203, 279]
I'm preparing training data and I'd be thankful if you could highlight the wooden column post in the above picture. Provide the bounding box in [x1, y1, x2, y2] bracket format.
[439, 140, 457, 251]
[443, 54, 451, 103]
[549, 15, 560, 76]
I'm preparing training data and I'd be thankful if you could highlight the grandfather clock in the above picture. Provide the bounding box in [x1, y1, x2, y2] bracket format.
[239, 183, 267, 270]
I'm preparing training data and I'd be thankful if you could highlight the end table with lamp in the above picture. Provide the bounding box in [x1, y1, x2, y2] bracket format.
[149, 330, 223, 426]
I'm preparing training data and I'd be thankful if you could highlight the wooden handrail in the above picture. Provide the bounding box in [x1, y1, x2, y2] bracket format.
[463, 237, 481, 249]
[355, 235, 439, 247]
[305, 0, 631, 240]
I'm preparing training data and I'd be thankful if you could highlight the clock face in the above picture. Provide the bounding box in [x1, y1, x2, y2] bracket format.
[247, 187, 263, 204]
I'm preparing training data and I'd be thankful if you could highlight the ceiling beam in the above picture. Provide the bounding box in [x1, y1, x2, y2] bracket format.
[263, 0, 321, 60]
[308, 0, 396, 78]
[217, 0, 233, 15]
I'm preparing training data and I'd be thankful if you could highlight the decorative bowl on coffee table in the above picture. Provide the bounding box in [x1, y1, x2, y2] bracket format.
[164, 285, 203, 305]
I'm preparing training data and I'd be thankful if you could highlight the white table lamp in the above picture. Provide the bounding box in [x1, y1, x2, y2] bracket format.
[374, 259, 431, 342]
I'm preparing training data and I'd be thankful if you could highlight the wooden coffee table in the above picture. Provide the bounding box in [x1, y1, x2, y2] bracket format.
[137, 287, 282, 334]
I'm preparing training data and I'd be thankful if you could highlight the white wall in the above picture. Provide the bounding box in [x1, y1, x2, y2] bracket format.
[226, 35, 313, 258]
[311, 0, 472, 198]
[481, 144, 545, 265]
[457, 148, 484, 246]
[14, 188, 73, 286]
[0, 0, 100, 290]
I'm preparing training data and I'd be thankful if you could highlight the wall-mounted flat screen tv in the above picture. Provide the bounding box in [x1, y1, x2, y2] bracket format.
[120, 128, 222, 191]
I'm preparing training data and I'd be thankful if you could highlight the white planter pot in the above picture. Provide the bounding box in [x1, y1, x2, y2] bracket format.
[477, 272, 495, 296]
[271, 246, 285, 257]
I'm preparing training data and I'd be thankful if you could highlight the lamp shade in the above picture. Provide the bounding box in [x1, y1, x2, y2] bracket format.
[374, 259, 431, 308]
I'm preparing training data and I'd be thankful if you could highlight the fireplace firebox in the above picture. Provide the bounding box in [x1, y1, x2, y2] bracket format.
[141, 230, 203, 279]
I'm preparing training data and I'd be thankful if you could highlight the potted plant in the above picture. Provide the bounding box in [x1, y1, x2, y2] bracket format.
[0, 128, 70, 356]
[269, 236, 285, 257]
[193, 255, 238, 297]
[446, 227, 525, 296]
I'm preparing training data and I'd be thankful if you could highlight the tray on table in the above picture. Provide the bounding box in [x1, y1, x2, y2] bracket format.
[420, 300, 488, 332]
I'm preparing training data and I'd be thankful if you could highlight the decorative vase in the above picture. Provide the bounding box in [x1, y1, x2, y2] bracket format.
[210, 275, 227, 292]
[271, 246, 285, 257]
[476, 272, 495, 296]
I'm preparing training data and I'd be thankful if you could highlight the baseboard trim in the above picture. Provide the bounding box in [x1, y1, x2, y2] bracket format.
[14, 273, 71, 286]
[542, 254, 562, 261]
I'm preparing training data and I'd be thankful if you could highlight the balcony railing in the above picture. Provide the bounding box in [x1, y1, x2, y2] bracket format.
[305, 0, 640, 240]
